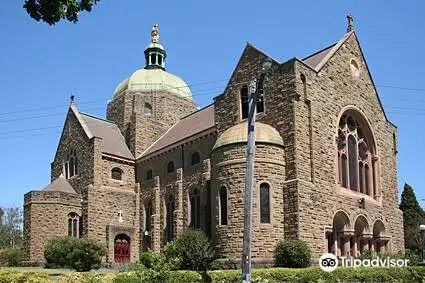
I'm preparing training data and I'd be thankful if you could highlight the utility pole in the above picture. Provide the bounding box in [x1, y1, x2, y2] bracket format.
[242, 58, 272, 283]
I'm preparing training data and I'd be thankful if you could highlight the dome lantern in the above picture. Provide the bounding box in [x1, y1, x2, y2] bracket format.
[144, 24, 167, 70]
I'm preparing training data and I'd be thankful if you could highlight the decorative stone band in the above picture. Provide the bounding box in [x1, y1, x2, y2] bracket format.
[375, 235, 391, 243]
[339, 230, 355, 239]
[360, 233, 373, 240]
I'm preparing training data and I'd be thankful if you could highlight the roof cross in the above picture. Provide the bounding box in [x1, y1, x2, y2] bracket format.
[347, 13, 354, 32]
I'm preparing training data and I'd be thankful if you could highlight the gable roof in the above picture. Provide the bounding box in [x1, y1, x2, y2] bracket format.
[43, 174, 77, 194]
[302, 31, 353, 71]
[79, 113, 134, 160]
[139, 104, 215, 159]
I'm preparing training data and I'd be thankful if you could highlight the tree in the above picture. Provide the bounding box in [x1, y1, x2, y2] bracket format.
[399, 183, 425, 251]
[23, 0, 101, 25]
[0, 207, 23, 249]
[0, 208, 4, 225]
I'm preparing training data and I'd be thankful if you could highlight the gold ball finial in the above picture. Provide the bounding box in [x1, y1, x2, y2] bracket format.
[151, 24, 159, 43]
[346, 13, 354, 32]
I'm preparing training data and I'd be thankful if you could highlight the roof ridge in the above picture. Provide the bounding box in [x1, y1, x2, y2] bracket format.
[80, 112, 116, 124]
[180, 103, 214, 120]
[302, 42, 337, 61]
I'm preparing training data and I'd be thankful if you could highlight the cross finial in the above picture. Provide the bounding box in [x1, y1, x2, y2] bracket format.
[151, 24, 159, 43]
[70, 93, 75, 104]
[346, 13, 354, 32]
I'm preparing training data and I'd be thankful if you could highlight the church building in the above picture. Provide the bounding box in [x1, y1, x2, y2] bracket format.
[23, 18, 404, 264]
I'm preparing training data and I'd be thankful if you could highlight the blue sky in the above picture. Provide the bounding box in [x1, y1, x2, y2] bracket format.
[1, 1, 425, 208]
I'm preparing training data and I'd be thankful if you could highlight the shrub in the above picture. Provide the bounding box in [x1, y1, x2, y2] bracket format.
[274, 239, 311, 268]
[140, 250, 156, 268]
[44, 236, 75, 268]
[358, 250, 377, 260]
[171, 229, 215, 271]
[404, 249, 421, 266]
[44, 236, 106, 271]
[210, 257, 238, 270]
[66, 238, 106, 272]
[0, 248, 25, 267]
[0, 271, 50, 283]
[130, 257, 172, 282]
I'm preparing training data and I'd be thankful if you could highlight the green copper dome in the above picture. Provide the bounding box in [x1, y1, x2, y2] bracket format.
[113, 69, 192, 100]
[112, 24, 192, 100]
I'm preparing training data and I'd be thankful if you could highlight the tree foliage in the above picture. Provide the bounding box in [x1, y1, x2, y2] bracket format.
[23, 0, 101, 25]
[399, 183, 425, 251]
[0, 207, 23, 249]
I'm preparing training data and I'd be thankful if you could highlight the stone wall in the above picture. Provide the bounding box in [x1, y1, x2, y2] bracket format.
[290, 33, 404, 259]
[23, 191, 82, 261]
[211, 143, 285, 261]
[107, 90, 197, 157]
[137, 133, 216, 251]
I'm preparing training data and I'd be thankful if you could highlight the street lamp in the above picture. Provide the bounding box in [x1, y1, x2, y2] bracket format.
[242, 57, 273, 283]
[420, 224, 425, 263]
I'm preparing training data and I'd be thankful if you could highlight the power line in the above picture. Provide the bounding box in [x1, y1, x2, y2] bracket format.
[1, 79, 425, 118]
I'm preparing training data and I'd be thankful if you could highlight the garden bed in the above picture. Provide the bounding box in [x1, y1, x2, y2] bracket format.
[1, 266, 425, 282]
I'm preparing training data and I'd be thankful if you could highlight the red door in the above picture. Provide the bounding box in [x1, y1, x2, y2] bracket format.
[114, 235, 130, 263]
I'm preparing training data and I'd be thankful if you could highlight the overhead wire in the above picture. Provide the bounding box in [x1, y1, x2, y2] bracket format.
[1, 79, 425, 140]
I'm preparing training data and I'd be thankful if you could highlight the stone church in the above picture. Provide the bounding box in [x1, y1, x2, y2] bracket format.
[23, 18, 404, 264]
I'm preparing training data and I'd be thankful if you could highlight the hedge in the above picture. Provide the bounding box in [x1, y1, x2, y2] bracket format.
[1, 267, 425, 282]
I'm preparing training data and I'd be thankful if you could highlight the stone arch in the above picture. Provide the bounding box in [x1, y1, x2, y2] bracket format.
[352, 214, 372, 257]
[335, 105, 377, 151]
[327, 210, 353, 257]
[333, 210, 351, 232]
[372, 219, 389, 254]
[354, 214, 370, 234]
[373, 219, 386, 237]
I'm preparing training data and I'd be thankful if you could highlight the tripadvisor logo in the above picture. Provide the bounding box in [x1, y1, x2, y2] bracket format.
[319, 253, 409, 272]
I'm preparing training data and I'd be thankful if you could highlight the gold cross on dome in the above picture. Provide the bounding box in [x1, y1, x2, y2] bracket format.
[151, 24, 159, 43]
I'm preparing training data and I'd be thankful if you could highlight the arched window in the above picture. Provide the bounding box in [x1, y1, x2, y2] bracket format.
[260, 183, 270, 224]
[167, 161, 175, 173]
[241, 86, 249, 119]
[144, 103, 152, 116]
[190, 189, 201, 229]
[337, 111, 376, 196]
[146, 169, 153, 180]
[191, 152, 200, 166]
[219, 186, 228, 225]
[151, 54, 156, 65]
[64, 149, 78, 179]
[257, 89, 264, 114]
[145, 201, 152, 232]
[111, 168, 123, 181]
[68, 212, 79, 238]
[166, 195, 175, 242]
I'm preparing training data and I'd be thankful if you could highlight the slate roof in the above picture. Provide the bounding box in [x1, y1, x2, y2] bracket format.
[302, 44, 335, 69]
[79, 113, 134, 160]
[139, 104, 215, 158]
[43, 174, 77, 194]
[302, 31, 353, 71]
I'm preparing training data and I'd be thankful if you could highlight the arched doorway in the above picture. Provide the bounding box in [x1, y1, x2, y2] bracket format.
[114, 234, 130, 263]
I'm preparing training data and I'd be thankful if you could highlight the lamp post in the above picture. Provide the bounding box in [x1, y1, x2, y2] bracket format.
[420, 224, 425, 264]
[242, 57, 273, 283]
